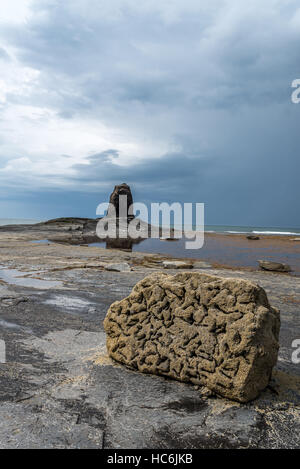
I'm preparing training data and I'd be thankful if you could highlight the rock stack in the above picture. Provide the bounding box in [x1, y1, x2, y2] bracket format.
[107, 183, 134, 219]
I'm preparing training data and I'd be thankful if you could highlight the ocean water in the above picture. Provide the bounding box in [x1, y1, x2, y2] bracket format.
[203, 225, 300, 236]
[0, 218, 299, 235]
[1, 218, 299, 235]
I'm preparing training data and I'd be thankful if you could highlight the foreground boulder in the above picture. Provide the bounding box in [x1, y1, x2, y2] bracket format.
[104, 272, 280, 403]
[259, 260, 291, 272]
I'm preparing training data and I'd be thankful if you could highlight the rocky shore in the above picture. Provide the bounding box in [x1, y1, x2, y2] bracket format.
[0, 220, 299, 448]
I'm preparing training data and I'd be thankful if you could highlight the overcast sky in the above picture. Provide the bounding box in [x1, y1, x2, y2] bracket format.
[0, 0, 299, 226]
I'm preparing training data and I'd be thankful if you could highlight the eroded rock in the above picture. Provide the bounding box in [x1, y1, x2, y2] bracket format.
[104, 272, 280, 403]
[259, 260, 291, 272]
[105, 263, 131, 272]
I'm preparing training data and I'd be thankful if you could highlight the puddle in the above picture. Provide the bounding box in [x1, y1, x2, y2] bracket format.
[44, 295, 94, 311]
[0, 319, 22, 329]
[31, 239, 52, 245]
[0, 318, 32, 333]
[0, 268, 62, 289]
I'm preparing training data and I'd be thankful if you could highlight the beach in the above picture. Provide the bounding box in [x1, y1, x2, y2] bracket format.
[0, 220, 299, 448]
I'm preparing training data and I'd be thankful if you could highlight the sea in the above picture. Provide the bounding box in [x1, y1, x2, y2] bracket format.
[0, 219, 300, 236]
[204, 225, 300, 236]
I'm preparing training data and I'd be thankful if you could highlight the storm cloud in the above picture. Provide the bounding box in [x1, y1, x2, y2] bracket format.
[0, 0, 299, 226]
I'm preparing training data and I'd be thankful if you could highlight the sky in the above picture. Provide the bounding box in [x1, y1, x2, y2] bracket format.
[0, 0, 299, 226]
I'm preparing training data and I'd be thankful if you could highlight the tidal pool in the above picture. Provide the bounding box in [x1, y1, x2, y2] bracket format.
[0, 268, 62, 289]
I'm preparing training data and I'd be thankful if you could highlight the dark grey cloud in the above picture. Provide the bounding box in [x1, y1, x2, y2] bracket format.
[5, 0, 300, 115]
[0, 0, 299, 226]
[7, 130, 300, 226]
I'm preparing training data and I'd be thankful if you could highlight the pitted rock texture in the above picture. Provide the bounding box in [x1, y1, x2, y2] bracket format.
[104, 272, 280, 403]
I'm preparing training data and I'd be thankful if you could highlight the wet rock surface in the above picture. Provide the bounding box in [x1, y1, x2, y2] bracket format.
[0, 227, 299, 448]
[259, 260, 292, 273]
[105, 263, 131, 272]
[105, 272, 280, 402]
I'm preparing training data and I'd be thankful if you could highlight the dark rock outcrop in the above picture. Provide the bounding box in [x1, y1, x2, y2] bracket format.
[108, 183, 134, 218]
